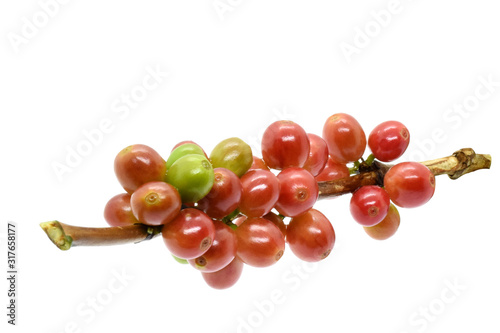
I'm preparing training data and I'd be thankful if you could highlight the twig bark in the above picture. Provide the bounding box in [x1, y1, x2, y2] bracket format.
[39, 221, 162, 251]
[41, 148, 491, 250]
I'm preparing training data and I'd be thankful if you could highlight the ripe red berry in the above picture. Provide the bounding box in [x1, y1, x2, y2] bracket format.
[104, 193, 140, 227]
[114, 144, 167, 193]
[162, 208, 215, 259]
[314, 157, 350, 182]
[263, 212, 287, 238]
[322, 113, 366, 164]
[197, 168, 242, 219]
[261, 120, 310, 169]
[384, 162, 436, 208]
[368, 121, 410, 162]
[171, 140, 204, 153]
[249, 156, 270, 171]
[239, 169, 280, 218]
[201, 257, 244, 290]
[302, 133, 329, 177]
[349, 185, 390, 227]
[188, 220, 237, 273]
[275, 167, 318, 217]
[130, 181, 182, 226]
[287, 209, 335, 262]
[236, 217, 285, 267]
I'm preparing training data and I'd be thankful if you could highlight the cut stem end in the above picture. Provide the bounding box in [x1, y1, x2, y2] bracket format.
[40, 221, 73, 251]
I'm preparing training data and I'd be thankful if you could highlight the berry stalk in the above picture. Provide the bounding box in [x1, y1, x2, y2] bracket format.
[318, 148, 491, 198]
[40, 148, 491, 250]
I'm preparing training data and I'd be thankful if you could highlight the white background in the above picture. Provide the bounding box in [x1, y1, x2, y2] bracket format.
[1, 1, 499, 333]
